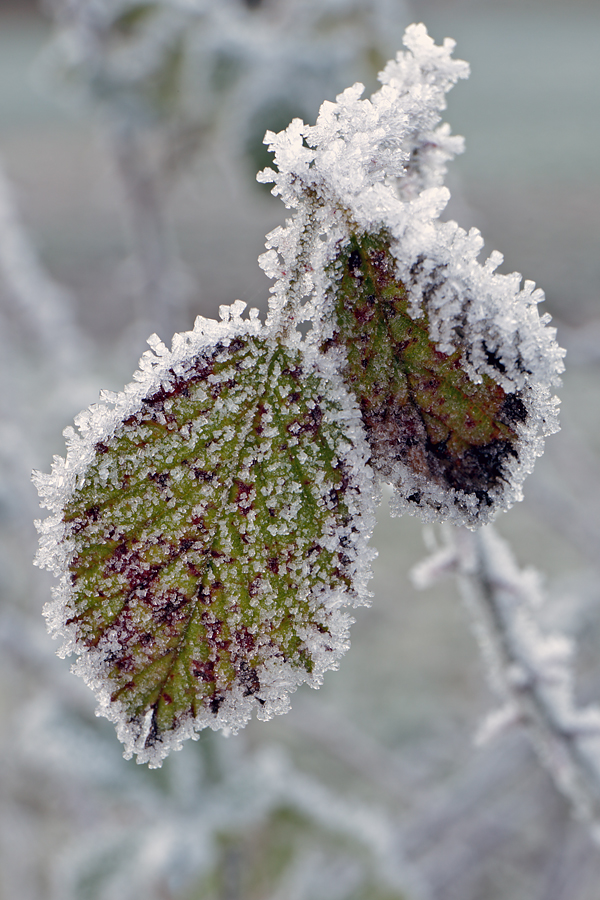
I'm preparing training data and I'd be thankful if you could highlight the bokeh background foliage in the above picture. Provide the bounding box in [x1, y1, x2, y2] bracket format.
[1, 0, 600, 898]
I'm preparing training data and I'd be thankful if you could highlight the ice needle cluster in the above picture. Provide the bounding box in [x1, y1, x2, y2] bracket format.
[35, 25, 563, 765]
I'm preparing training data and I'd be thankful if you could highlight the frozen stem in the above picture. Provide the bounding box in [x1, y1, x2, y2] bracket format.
[413, 524, 600, 841]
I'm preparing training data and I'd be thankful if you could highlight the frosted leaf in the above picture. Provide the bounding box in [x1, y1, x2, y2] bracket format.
[34, 304, 376, 766]
[322, 232, 560, 526]
[258, 24, 564, 527]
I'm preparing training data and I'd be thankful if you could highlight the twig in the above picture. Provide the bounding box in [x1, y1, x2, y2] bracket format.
[412, 525, 600, 841]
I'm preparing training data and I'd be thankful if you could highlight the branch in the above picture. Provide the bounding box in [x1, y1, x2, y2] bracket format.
[412, 524, 600, 841]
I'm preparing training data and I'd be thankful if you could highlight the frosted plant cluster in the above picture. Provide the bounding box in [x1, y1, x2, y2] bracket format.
[3, 5, 597, 898]
[35, 25, 565, 766]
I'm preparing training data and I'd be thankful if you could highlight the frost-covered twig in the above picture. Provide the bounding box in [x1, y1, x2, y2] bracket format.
[412, 525, 600, 839]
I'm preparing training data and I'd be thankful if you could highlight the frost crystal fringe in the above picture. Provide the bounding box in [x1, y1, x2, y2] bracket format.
[258, 23, 564, 527]
[412, 526, 600, 839]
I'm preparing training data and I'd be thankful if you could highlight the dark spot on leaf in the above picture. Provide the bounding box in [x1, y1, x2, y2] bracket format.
[484, 344, 507, 373]
[115, 654, 135, 673]
[196, 583, 216, 604]
[455, 439, 517, 492]
[179, 538, 194, 552]
[348, 249, 362, 276]
[144, 705, 160, 748]
[210, 695, 224, 715]
[500, 393, 528, 425]
[237, 660, 261, 697]
[235, 627, 256, 651]
[149, 471, 170, 488]
[233, 480, 253, 512]
[282, 364, 302, 381]
[192, 659, 215, 683]
[248, 577, 262, 598]
[155, 594, 191, 625]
